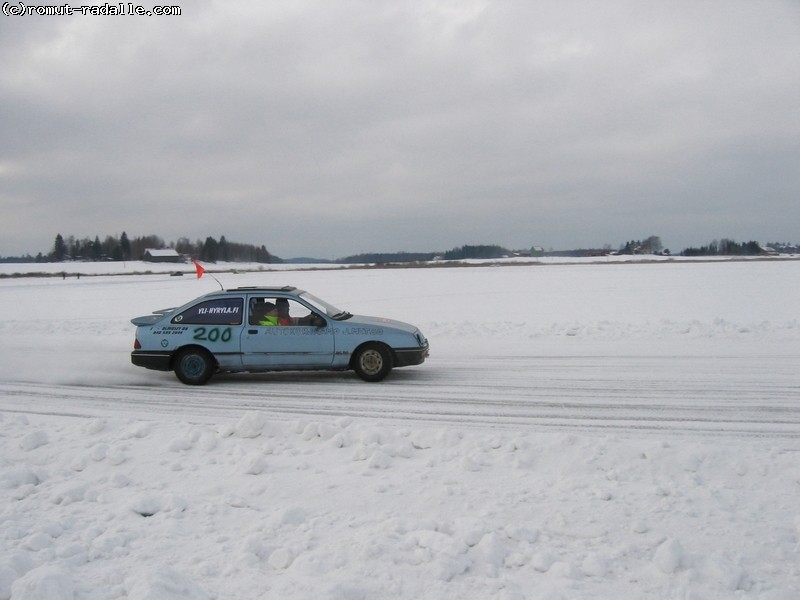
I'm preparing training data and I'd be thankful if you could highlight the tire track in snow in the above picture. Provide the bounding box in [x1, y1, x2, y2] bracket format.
[1, 354, 798, 443]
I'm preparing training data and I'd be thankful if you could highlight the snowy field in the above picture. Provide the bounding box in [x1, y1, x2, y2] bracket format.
[1, 258, 799, 599]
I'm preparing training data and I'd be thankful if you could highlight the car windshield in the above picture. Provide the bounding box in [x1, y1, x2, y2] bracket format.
[299, 292, 352, 320]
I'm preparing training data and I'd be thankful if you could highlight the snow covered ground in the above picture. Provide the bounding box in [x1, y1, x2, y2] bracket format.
[1, 258, 798, 599]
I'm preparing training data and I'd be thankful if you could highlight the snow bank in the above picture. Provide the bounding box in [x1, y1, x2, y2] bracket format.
[2, 412, 799, 599]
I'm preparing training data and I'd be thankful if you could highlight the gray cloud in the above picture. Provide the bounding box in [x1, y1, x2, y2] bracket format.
[2, 0, 799, 258]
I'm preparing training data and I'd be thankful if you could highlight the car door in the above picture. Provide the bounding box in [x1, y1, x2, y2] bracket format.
[239, 296, 335, 369]
[168, 296, 246, 371]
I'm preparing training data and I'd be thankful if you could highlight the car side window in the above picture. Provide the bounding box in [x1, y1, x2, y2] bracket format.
[171, 298, 244, 325]
[285, 299, 315, 324]
[249, 297, 273, 325]
[249, 297, 320, 326]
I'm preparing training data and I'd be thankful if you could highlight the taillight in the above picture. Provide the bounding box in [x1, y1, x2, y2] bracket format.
[134, 338, 141, 349]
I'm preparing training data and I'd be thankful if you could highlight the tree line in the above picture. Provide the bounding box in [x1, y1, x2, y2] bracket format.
[680, 239, 764, 257]
[1, 234, 793, 264]
[340, 237, 789, 263]
[338, 245, 511, 264]
[618, 236, 666, 255]
[27, 233, 273, 263]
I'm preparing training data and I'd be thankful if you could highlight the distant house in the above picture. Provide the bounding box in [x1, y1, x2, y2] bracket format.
[143, 248, 183, 263]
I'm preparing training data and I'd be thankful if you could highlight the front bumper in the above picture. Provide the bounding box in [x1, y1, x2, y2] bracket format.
[393, 343, 430, 368]
[131, 351, 172, 371]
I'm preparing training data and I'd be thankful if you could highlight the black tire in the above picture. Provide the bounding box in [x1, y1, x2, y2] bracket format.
[174, 347, 215, 385]
[352, 343, 392, 382]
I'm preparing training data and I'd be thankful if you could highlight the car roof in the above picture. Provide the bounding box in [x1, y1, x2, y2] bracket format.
[187, 286, 306, 303]
[198, 286, 303, 296]
[225, 286, 301, 293]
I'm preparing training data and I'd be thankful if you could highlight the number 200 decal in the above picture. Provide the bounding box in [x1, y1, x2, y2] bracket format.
[193, 327, 233, 342]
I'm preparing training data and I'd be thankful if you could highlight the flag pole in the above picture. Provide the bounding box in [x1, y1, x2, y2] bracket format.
[193, 260, 223, 290]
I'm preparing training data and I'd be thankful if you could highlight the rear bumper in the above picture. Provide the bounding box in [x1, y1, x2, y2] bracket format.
[131, 351, 172, 371]
[393, 344, 430, 368]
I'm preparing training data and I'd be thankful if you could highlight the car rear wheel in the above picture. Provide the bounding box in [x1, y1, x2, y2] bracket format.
[352, 343, 392, 382]
[174, 348, 215, 385]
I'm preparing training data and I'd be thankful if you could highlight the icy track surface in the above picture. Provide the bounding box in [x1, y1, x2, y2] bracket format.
[1, 258, 799, 599]
[0, 351, 797, 440]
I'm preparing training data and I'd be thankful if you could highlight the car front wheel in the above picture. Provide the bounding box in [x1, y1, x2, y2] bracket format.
[352, 343, 392, 382]
[174, 347, 215, 385]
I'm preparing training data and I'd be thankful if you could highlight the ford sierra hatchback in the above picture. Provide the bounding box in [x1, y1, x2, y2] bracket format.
[131, 286, 429, 385]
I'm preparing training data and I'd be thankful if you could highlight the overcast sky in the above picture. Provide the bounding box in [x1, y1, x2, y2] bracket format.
[2, 1, 799, 259]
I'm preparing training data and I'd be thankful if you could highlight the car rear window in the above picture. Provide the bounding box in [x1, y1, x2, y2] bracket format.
[171, 298, 244, 325]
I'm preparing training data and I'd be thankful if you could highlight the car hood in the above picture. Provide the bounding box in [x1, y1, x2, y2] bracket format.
[347, 314, 420, 334]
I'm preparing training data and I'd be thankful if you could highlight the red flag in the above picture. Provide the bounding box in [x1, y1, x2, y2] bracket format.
[193, 260, 205, 279]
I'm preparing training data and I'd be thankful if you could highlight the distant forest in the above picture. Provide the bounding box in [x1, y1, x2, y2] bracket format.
[0, 234, 797, 264]
[332, 238, 797, 263]
[681, 239, 770, 257]
[0, 233, 272, 264]
[339, 244, 512, 264]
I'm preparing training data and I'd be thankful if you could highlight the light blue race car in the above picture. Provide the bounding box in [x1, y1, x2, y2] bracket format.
[131, 286, 429, 385]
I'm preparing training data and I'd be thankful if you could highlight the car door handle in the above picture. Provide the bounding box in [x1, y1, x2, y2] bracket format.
[248, 329, 258, 334]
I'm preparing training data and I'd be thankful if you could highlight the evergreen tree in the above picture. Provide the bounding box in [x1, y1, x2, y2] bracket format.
[256, 245, 271, 263]
[52, 234, 67, 261]
[120, 231, 131, 261]
[91, 236, 102, 260]
[201, 237, 219, 262]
